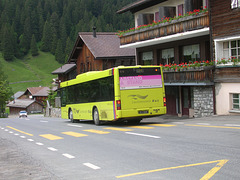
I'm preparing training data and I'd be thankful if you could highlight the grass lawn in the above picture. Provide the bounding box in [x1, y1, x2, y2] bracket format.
[0, 52, 62, 93]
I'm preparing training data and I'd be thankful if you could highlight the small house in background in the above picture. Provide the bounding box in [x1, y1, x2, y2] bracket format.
[52, 29, 136, 83]
[18, 86, 57, 104]
[7, 99, 43, 115]
[13, 91, 24, 99]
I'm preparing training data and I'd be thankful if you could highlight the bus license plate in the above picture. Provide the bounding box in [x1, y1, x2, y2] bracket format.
[138, 110, 148, 114]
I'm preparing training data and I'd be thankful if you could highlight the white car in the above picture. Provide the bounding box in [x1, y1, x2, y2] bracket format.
[19, 111, 27, 118]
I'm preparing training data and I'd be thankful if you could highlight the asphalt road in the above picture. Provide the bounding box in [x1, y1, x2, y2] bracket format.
[0, 115, 240, 180]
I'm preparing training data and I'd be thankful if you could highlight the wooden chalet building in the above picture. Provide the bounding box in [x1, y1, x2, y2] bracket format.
[118, 0, 213, 117]
[210, 0, 240, 115]
[18, 87, 57, 105]
[7, 99, 43, 115]
[52, 30, 136, 83]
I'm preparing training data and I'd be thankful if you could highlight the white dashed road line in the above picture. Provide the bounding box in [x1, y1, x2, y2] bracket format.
[83, 163, 101, 170]
[125, 132, 161, 139]
[36, 142, 44, 146]
[197, 123, 210, 125]
[62, 153, 75, 159]
[67, 124, 83, 128]
[40, 121, 48, 123]
[1, 126, 79, 163]
[48, 147, 58, 152]
[173, 122, 185, 124]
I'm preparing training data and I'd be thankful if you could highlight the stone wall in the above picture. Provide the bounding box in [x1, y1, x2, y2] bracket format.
[44, 107, 61, 118]
[193, 87, 214, 118]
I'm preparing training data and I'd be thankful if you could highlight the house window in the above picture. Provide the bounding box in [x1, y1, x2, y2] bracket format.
[137, 14, 154, 26]
[222, 40, 240, 59]
[161, 48, 174, 65]
[142, 51, 153, 65]
[231, 0, 240, 9]
[232, 94, 240, 110]
[159, 6, 176, 20]
[182, 44, 200, 63]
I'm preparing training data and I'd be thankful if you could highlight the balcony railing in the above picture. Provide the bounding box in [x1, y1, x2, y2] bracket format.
[163, 66, 214, 85]
[120, 13, 209, 46]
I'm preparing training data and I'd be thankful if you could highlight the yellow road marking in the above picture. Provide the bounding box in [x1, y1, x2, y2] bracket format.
[126, 126, 154, 129]
[7, 126, 33, 136]
[62, 131, 88, 137]
[39, 134, 63, 140]
[150, 124, 176, 127]
[200, 160, 228, 180]
[185, 124, 240, 130]
[104, 127, 132, 132]
[83, 129, 110, 134]
[116, 159, 228, 178]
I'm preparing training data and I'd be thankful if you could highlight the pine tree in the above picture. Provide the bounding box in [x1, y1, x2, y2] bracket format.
[0, 62, 13, 116]
[41, 20, 52, 52]
[65, 37, 73, 63]
[2, 24, 14, 61]
[55, 39, 65, 64]
[30, 34, 39, 56]
[20, 17, 32, 54]
[0, 0, 135, 58]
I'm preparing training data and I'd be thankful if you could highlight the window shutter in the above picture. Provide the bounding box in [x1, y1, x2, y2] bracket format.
[178, 4, 184, 16]
[155, 12, 159, 22]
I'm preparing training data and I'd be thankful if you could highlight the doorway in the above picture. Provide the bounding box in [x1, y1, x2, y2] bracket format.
[181, 87, 193, 116]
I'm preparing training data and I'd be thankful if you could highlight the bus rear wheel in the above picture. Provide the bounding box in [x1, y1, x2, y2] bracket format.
[93, 108, 101, 125]
[69, 109, 77, 123]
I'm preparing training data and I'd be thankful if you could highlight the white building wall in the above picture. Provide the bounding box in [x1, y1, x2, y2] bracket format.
[215, 83, 240, 115]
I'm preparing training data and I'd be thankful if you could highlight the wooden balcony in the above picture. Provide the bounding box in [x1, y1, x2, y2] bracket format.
[163, 66, 214, 86]
[120, 13, 209, 46]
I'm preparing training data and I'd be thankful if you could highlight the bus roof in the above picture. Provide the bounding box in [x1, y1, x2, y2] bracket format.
[60, 65, 161, 88]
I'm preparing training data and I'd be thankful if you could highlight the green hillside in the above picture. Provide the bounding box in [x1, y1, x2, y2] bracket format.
[0, 52, 62, 93]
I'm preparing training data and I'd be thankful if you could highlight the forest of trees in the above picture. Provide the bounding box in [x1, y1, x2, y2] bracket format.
[0, 0, 134, 63]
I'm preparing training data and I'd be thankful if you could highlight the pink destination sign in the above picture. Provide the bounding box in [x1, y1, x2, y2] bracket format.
[120, 75, 162, 90]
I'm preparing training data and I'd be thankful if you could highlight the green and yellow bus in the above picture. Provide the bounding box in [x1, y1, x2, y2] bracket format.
[60, 66, 166, 125]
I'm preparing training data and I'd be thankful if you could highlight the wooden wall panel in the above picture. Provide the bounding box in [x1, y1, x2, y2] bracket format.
[210, 0, 240, 38]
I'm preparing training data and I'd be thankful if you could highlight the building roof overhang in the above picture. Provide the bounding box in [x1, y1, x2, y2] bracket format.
[117, 0, 167, 14]
[52, 64, 76, 75]
[120, 27, 210, 49]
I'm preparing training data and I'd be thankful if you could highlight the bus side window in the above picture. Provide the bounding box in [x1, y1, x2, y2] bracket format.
[89, 81, 99, 102]
[99, 76, 114, 101]
[61, 88, 67, 107]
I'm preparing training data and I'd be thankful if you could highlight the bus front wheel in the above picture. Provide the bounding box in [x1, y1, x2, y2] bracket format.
[93, 108, 101, 126]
